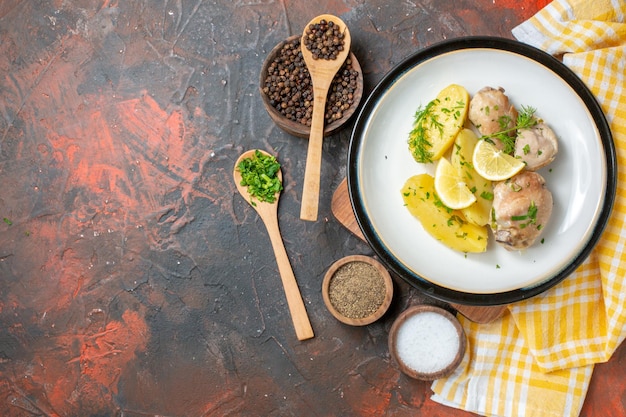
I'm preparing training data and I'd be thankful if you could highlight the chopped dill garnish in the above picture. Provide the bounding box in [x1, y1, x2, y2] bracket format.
[407, 100, 441, 163]
[480, 105, 538, 154]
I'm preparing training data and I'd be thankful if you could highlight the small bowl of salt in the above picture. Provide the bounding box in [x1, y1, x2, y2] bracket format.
[388, 305, 466, 380]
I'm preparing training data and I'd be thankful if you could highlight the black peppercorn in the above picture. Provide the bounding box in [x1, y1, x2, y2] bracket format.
[303, 19, 346, 61]
[263, 36, 359, 127]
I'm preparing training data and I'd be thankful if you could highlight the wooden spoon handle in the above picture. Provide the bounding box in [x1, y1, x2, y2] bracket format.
[264, 215, 314, 340]
[300, 83, 329, 222]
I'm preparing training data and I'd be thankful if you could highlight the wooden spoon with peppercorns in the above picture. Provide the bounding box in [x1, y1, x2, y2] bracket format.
[234, 150, 314, 341]
[299, 14, 351, 221]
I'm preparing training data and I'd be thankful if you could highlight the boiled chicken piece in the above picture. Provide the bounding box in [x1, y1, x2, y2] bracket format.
[514, 123, 558, 171]
[491, 171, 553, 251]
[469, 86, 518, 150]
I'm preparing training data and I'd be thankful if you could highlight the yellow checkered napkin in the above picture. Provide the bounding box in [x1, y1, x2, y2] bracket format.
[431, 1, 626, 416]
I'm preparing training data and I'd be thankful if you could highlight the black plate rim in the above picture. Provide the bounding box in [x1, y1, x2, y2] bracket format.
[347, 36, 617, 306]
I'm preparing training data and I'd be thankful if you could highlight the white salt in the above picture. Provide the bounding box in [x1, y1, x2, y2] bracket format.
[395, 311, 460, 374]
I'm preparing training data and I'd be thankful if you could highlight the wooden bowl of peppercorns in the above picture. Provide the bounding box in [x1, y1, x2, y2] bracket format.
[260, 35, 363, 138]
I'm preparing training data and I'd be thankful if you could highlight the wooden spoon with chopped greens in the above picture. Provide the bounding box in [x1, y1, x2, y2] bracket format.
[234, 149, 314, 341]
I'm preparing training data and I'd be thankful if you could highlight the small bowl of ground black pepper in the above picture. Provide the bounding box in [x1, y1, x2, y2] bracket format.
[260, 34, 363, 138]
[322, 255, 393, 326]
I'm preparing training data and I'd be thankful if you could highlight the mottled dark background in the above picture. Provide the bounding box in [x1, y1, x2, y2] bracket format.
[1, 0, 624, 416]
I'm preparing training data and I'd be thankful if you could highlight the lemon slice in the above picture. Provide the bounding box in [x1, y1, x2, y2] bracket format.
[434, 157, 477, 209]
[472, 139, 526, 181]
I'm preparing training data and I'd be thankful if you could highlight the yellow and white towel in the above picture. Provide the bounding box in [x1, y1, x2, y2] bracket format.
[431, 1, 626, 416]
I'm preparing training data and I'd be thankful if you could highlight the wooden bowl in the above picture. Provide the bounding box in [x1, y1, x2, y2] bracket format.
[322, 255, 393, 326]
[388, 305, 466, 380]
[259, 35, 364, 138]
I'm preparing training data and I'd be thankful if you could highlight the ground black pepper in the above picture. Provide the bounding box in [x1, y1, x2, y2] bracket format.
[328, 261, 386, 319]
[262, 36, 359, 127]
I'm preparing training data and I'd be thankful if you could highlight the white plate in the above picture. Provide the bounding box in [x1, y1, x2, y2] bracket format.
[348, 37, 616, 305]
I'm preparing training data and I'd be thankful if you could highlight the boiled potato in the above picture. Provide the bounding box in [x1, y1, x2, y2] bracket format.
[450, 128, 494, 226]
[401, 174, 488, 253]
[408, 84, 470, 163]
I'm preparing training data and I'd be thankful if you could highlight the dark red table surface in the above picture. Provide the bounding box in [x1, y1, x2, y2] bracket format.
[1, 1, 624, 416]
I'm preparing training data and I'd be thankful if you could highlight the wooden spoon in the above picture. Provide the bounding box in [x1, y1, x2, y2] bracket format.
[299, 14, 351, 221]
[234, 150, 314, 341]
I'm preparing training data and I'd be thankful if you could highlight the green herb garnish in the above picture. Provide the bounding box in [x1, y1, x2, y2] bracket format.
[510, 201, 539, 229]
[480, 191, 494, 201]
[480, 105, 538, 154]
[407, 100, 440, 163]
[447, 214, 466, 227]
[237, 150, 283, 204]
